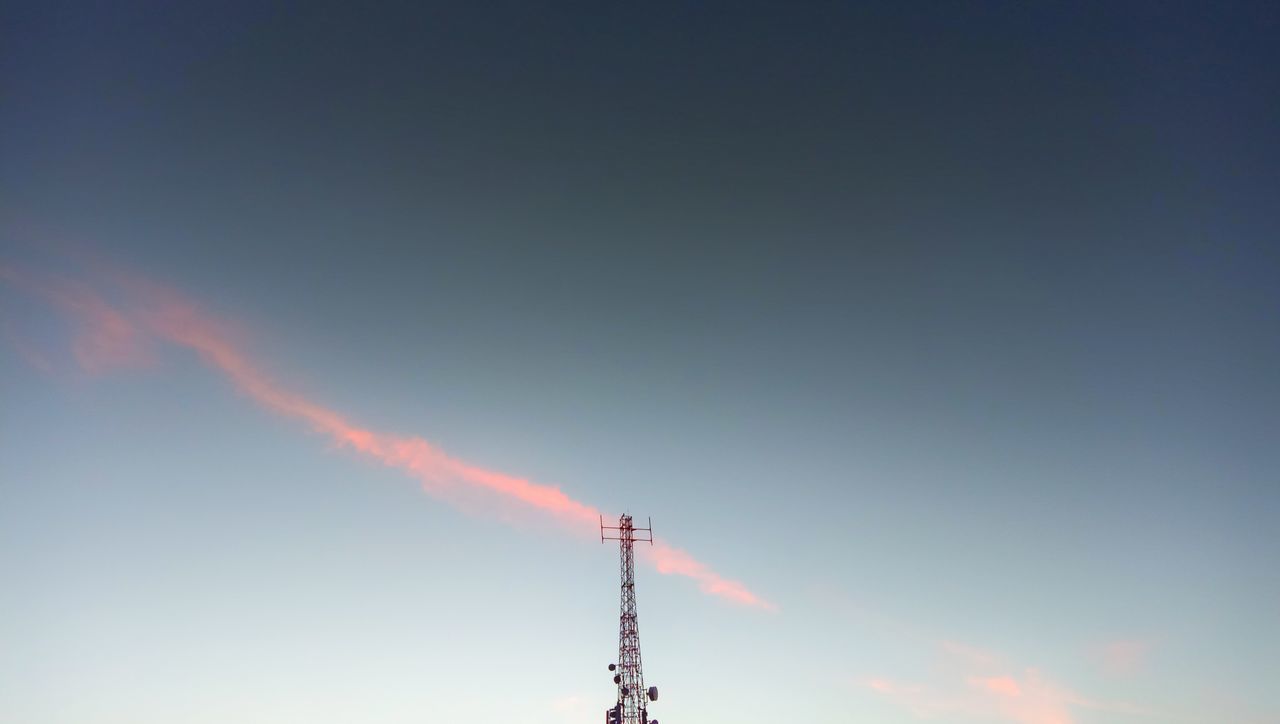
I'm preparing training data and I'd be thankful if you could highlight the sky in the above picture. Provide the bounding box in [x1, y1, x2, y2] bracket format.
[1, 2, 1278, 723]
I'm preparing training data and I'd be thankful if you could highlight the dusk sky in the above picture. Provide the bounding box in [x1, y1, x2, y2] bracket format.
[2, 2, 1278, 723]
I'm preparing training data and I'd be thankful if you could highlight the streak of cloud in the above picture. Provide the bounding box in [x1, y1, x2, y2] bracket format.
[0, 314, 56, 376]
[860, 642, 1151, 724]
[1, 259, 774, 610]
[0, 263, 150, 373]
[974, 675, 1023, 697]
[645, 539, 778, 611]
[1098, 639, 1152, 676]
[816, 589, 1150, 723]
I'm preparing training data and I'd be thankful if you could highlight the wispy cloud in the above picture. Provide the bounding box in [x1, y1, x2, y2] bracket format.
[0, 263, 150, 373]
[1098, 639, 1152, 676]
[813, 587, 1152, 724]
[2, 258, 775, 611]
[973, 675, 1022, 697]
[0, 313, 56, 376]
[644, 540, 777, 610]
[861, 641, 1149, 724]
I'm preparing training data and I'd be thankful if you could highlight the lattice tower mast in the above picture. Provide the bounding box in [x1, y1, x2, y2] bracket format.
[601, 514, 656, 724]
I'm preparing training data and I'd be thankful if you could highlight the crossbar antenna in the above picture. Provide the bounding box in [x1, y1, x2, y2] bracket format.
[601, 515, 659, 724]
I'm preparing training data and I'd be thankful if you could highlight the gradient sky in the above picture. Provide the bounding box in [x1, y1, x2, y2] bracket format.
[2, 2, 1278, 723]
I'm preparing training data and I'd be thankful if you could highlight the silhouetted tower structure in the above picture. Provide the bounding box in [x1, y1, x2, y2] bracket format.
[601, 514, 658, 724]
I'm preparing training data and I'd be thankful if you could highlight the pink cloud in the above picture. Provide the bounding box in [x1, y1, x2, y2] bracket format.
[976, 675, 1023, 697]
[820, 588, 1154, 723]
[942, 640, 1004, 668]
[1, 260, 775, 611]
[865, 677, 896, 693]
[643, 540, 776, 610]
[1100, 639, 1150, 676]
[862, 641, 1150, 724]
[0, 316, 56, 376]
[0, 264, 149, 373]
[865, 668, 1075, 724]
[859, 676, 982, 720]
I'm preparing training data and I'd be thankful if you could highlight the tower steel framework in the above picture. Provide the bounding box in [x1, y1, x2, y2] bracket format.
[601, 514, 657, 724]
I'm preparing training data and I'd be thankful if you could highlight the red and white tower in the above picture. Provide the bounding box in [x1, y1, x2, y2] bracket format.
[601, 514, 658, 724]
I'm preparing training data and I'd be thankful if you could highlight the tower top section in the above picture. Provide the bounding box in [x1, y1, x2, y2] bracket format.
[601, 514, 653, 545]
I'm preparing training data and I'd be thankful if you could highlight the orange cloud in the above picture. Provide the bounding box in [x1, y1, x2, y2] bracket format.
[2, 261, 774, 610]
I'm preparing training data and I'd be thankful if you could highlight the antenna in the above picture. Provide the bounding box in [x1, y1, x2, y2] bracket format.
[601, 514, 658, 724]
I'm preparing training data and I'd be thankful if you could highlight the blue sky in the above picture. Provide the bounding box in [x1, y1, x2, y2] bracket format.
[2, 2, 1278, 723]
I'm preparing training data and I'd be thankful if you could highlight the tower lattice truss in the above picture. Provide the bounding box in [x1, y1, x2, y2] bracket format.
[602, 515, 658, 724]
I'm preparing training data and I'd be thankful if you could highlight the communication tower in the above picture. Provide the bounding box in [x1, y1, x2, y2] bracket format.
[601, 514, 659, 724]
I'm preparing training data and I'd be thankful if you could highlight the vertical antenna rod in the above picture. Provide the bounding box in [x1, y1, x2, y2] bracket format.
[601, 514, 658, 724]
